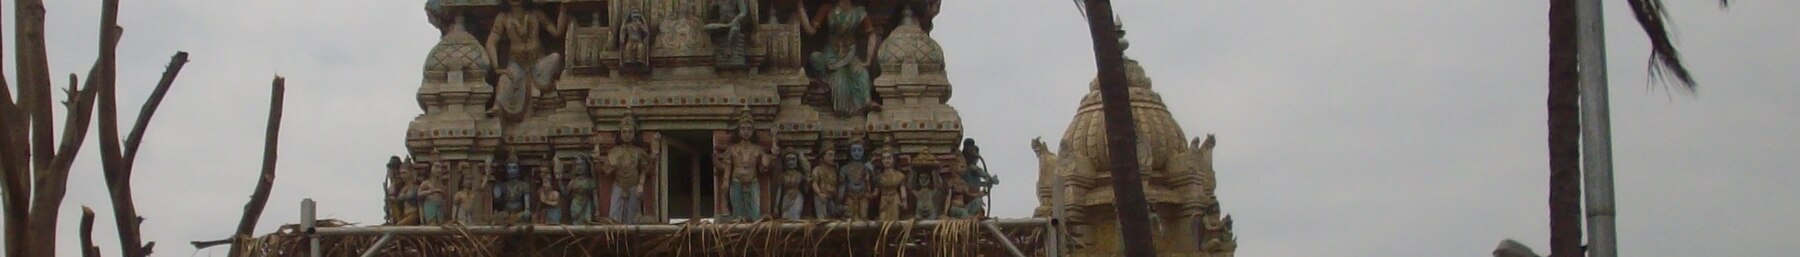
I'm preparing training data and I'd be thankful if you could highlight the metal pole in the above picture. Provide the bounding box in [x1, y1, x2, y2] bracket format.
[1576, 0, 1617, 256]
[302, 198, 319, 257]
[984, 221, 1029, 257]
[358, 233, 395, 257]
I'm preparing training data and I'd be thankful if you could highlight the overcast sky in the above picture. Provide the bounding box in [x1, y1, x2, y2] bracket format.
[3, 0, 1796, 256]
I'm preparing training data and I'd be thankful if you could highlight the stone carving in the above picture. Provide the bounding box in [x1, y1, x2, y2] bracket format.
[945, 195, 970, 219]
[455, 161, 485, 225]
[419, 161, 451, 225]
[566, 157, 599, 224]
[837, 140, 873, 220]
[718, 108, 774, 221]
[604, 111, 653, 224]
[706, 0, 751, 69]
[911, 150, 941, 220]
[495, 160, 532, 224]
[777, 151, 808, 220]
[618, 10, 655, 73]
[809, 140, 841, 219]
[384, 156, 413, 225]
[399, 0, 977, 228]
[537, 166, 563, 224]
[485, 0, 569, 120]
[957, 138, 995, 217]
[873, 144, 906, 221]
[797, 0, 880, 116]
[1030, 138, 1057, 217]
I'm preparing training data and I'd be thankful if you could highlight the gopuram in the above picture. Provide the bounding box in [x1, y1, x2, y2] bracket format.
[247, 1, 1237, 257]
[1028, 25, 1238, 257]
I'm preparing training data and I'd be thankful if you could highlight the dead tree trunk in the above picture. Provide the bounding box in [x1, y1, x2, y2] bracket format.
[228, 76, 285, 257]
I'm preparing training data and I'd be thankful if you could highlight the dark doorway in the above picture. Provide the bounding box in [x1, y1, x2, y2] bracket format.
[663, 131, 715, 221]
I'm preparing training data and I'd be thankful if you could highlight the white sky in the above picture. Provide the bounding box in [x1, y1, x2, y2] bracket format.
[3, 0, 1797, 256]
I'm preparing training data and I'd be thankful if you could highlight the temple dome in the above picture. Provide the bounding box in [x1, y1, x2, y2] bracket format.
[423, 25, 489, 75]
[1060, 59, 1186, 173]
[877, 12, 944, 74]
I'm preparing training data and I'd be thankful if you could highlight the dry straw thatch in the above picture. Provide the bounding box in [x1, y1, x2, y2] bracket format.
[243, 219, 1045, 257]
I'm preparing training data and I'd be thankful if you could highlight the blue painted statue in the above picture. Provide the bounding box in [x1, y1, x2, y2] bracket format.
[959, 139, 997, 216]
[839, 141, 873, 220]
[495, 161, 533, 224]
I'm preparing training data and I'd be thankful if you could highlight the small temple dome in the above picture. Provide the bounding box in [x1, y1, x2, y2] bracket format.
[877, 11, 945, 73]
[423, 25, 490, 75]
[1061, 59, 1186, 172]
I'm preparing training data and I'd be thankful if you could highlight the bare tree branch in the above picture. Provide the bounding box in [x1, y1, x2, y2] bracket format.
[122, 52, 188, 165]
[81, 206, 101, 257]
[227, 76, 285, 257]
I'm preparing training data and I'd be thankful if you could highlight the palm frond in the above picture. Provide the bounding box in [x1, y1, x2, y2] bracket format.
[1627, 0, 1698, 93]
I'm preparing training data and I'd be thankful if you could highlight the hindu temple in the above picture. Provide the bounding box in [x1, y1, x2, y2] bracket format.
[252, 0, 1237, 256]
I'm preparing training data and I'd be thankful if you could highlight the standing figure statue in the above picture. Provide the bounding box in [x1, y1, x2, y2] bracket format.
[797, 0, 880, 116]
[778, 152, 808, 220]
[495, 161, 534, 224]
[718, 108, 775, 221]
[618, 10, 655, 73]
[959, 139, 997, 217]
[809, 139, 841, 219]
[874, 149, 906, 221]
[911, 151, 942, 220]
[604, 111, 654, 224]
[706, 0, 750, 68]
[455, 162, 485, 225]
[419, 162, 451, 225]
[384, 156, 409, 225]
[537, 167, 563, 224]
[566, 157, 599, 224]
[485, 0, 570, 120]
[838, 140, 873, 220]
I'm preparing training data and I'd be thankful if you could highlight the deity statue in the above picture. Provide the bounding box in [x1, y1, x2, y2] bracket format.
[777, 151, 808, 220]
[538, 167, 563, 224]
[946, 195, 970, 218]
[874, 148, 907, 221]
[455, 162, 485, 225]
[718, 108, 775, 221]
[495, 160, 533, 224]
[911, 151, 942, 220]
[809, 139, 841, 219]
[838, 140, 873, 220]
[618, 10, 656, 73]
[706, 0, 751, 68]
[604, 111, 654, 224]
[797, 0, 880, 116]
[384, 156, 413, 225]
[958, 139, 997, 217]
[419, 162, 451, 225]
[485, 0, 570, 120]
[566, 157, 599, 224]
